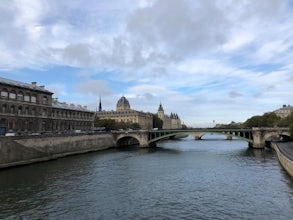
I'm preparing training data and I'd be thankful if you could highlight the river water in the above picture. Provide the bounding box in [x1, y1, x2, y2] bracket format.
[0, 135, 293, 220]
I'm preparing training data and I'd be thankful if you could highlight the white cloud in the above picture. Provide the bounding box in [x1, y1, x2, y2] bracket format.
[75, 79, 113, 97]
[1, 0, 293, 126]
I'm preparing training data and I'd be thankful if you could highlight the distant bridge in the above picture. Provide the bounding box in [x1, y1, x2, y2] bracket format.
[112, 128, 290, 149]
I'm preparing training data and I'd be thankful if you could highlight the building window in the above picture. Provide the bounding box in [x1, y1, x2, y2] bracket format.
[18, 106, 22, 115]
[24, 94, 30, 102]
[10, 106, 15, 114]
[42, 109, 47, 117]
[1, 89, 8, 99]
[2, 104, 7, 113]
[31, 95, 37, 103]
[17, 92, 24, 101]
[42, 96, 48, 105]
[9, 91, 16, 99]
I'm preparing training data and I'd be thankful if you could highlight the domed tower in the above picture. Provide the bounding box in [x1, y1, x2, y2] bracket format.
[157, 102, 164, 120]
[116, 96, 131, 111]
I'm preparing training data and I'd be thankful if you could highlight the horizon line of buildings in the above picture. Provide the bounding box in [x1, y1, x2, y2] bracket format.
[96, 96, 182, 130]
[0, 77, 181, 135]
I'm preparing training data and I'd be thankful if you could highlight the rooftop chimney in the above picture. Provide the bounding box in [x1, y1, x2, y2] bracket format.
[31, 82, 37, 87]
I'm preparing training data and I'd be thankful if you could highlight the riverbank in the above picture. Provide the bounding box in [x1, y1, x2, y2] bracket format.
[271, 142, 293, 177]
[0, 133, 114, 169]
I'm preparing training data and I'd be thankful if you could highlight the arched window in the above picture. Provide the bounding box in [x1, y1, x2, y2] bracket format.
[31, 108, 36, 116]
[17, 92, 24, 101]
[1, 88, 8, 99]
[9, 90, 16, 99]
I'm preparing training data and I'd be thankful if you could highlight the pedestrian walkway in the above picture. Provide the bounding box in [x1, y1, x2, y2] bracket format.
[276, 142, 293, 161]
[273, 142, 293, 177]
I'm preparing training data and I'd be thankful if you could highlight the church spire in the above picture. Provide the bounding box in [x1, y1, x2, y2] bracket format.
[158, 102, 164, 112]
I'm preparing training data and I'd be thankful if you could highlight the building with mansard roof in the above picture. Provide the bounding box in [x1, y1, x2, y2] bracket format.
[96, 96, 153, 129]
[0, 77, 94, 135]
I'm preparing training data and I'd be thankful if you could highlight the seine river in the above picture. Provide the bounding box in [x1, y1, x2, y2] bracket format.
[0, 135, 293, 220]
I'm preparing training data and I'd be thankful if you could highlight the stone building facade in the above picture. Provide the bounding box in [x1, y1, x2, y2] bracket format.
[274, 105, 293, 118]
[157, 103, 181, 129]
[0, 77, 94, 135]
[96, 96, 153, 130]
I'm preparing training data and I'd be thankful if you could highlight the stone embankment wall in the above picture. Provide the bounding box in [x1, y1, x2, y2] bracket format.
[271, 142, 293, 177]
[0, 133, 114, 169]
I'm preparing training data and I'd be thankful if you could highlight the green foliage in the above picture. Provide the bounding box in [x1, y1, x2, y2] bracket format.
[94, 117, 141, 131]
[152, 114, 163, 129]
[279, 112, 293, 138]
[243, 111, 293, 138]
[262, 112, 281, 127]
[243, 112, 280, 128]
[278, 112, 293, 127]
[94, 118, 116, 131]
[243, 116, 262, 127]
[217, 121, 242, 129]
[130, 123, 141, 130]
[181, 124, 188, 129]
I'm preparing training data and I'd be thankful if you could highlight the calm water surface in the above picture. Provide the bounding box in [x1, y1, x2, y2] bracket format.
[0, 135, 293, 220]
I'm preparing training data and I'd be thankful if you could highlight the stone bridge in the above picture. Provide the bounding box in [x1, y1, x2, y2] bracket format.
[112, 128, 290, 149]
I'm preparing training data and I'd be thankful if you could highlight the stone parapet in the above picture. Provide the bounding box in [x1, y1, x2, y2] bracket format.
[0, 133, 114, 169]
[271, 142, 293, 177]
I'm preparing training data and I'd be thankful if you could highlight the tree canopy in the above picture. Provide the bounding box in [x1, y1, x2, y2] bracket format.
[242, 112, 281, 128]
[152, 114, 163, 129]
[94, 117, 141, 131]
[242, 112, 293, 138]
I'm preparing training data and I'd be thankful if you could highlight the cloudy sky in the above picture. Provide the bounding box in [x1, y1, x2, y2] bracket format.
[0, 0, 292, 127]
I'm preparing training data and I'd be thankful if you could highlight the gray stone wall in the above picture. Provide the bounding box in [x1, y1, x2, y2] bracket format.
[271, 142, 293, 177]
[0, 133, 114, 168]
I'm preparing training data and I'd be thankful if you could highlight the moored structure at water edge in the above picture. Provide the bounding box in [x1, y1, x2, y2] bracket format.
[0, 77, 94, 135]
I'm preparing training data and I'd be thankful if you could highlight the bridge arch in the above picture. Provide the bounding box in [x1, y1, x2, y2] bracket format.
[148, 129, 254, 146]
[190, 132, 248, 141]
[263, 130, 290, 141]
[114, 128, 290, 149]
[252, 128, 290, 148]
[116, 136, 140, 147]
[113, 131, 149, 147]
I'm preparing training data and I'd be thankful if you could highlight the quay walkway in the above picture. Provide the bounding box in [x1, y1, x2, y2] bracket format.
[272, 142, 293, 178]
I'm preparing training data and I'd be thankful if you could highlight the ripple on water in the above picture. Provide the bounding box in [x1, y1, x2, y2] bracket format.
[0, 139, 292, 219]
